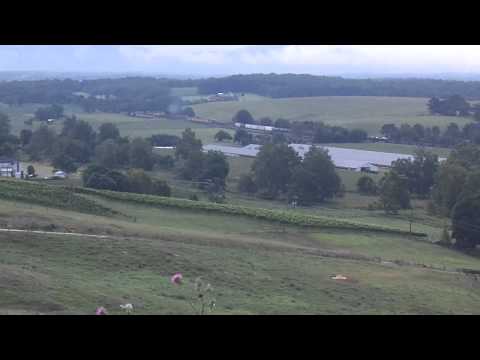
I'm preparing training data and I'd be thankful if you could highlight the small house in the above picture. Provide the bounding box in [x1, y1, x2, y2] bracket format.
[0, 158, 21, 178]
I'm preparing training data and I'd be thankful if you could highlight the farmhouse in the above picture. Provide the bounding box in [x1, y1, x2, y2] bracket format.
[202, 143, 441, 173]
[0, 158, 21, 178]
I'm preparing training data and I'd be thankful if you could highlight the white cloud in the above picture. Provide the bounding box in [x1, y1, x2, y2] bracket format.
[117, 45, 480, 73]
[118, 45, 250, 65]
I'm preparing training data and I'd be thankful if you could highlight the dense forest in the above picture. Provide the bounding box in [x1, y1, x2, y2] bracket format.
[4, 75, 480, 114]
[196, 74, 480, 99]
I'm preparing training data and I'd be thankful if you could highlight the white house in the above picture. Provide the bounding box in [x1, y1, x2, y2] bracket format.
[0, 158, 22, 178]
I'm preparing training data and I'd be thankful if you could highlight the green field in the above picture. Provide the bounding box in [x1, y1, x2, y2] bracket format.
[0, 103, 232, 144]
[1, 179, 480, 314]
[192, 96, 472, 135]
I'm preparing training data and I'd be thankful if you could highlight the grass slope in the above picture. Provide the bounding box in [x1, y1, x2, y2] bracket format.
[1, 195, 480, 314]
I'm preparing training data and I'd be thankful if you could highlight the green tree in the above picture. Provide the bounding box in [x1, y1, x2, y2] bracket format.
[129, 138, 154, 170]
[214, 130, 233, 142]
[86, 173, 118, 191]
[52, 154, 78, 173]
[237, 174, 257, 194]
[357, 176, 377, 195]
[127, 169, 153, 194]
[201, 151, 229, 186]
[95, 139, 119, 168]
[26, 125, 56, 160]
[391, 148, 439, 197]
[232, 109, 254, 124]
[180, 151, 205, 180]
[452, 193, 480, 249]
[288, 146, 341, 205]
[378, 171, 411, 214]
[259, 117, 273, 126]
[152, 179, 171, 197]
[98, 123, 120, 143]
[182, 107, 195, 117]
[233, 129, 253, 146]
[175, 128, 202, 160]
[274, 118, 291, 129]
[252, 143, 301, 199]
[20, 129, 33, 146]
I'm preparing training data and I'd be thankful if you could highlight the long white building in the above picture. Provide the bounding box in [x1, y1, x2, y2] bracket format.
[203, 143, 444, 172]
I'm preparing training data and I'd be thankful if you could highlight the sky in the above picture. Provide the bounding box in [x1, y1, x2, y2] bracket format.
[1, 45, 480, 78]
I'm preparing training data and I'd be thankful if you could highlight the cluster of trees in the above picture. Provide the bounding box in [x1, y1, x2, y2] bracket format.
[290, 121, 368, 143]
[22, 118, 170, 173]
[0, 78, 177, 113]
[197, 74, 480, 99]
[231, 110, 368, 145]
[357, 149, 439, 213]
[34, 104, 64, 121]
[427, 95, 472, 116]
[380, 122, 480, 147]
[237, 143, 342, 204]
[175, 128, 230, 201]
[149, 134, 180, 147]
[6, 76, 480, 113]
[82, 165, 171, 196]
[427, 143, 480, 249]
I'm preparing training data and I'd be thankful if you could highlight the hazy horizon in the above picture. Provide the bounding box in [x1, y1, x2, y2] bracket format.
[2, 45, 480, 80]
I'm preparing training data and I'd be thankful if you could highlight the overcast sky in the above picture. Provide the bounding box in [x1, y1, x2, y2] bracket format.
[1, 45, 480, 77]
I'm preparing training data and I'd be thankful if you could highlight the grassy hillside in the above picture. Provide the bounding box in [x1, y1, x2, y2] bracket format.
[1, 183, 480, 314]
[192, 96, 472, 135]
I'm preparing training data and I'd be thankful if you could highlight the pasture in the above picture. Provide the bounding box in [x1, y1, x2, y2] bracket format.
[192, 96, 473, 134]
[1, 181, 480, 314]
[0, 103, 232, 144]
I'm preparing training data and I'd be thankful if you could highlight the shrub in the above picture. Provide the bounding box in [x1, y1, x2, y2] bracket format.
[357, 176, 377, 195]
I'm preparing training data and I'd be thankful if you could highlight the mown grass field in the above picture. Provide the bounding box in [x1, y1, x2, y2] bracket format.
[2, 180, 480, 314]
[192, 96, 472, 135]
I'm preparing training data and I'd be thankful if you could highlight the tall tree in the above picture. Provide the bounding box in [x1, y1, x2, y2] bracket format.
[232, 110, 254, 124]
[252, 143, 301, 199]
[175, 128, 202, 160]
[288, 146, 341, 204]
[98, 123, 120, 143]
[378, 171, 411, 214]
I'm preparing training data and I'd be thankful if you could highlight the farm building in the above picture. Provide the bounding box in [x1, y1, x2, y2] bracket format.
[234, 122, 290, 133]
[203, 143, 442, 172]
[0, 158, 22, 178]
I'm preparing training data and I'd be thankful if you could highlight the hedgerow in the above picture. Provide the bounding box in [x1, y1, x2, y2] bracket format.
[74, 186, 426, 236]
[0, 179, 116, 216]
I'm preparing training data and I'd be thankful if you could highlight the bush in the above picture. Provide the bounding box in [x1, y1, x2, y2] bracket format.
[357, 176, 377, 195]
[152, 179, 171, 197]
[237, 174, 257, 194]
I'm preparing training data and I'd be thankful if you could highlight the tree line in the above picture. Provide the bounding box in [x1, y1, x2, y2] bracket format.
[229, 109, 368, 145]
[381, 122, 480, 147]
[197, 74, 480, 99]
[427, 95, 480, 118]
[354, 142, 480, 250]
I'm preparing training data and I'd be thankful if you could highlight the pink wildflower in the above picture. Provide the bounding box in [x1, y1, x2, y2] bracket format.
[96, 306, 107, 315]
[171, 272, 183, 285]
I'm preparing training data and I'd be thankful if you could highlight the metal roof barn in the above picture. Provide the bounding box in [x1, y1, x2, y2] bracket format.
[203, 143, 445, 169]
